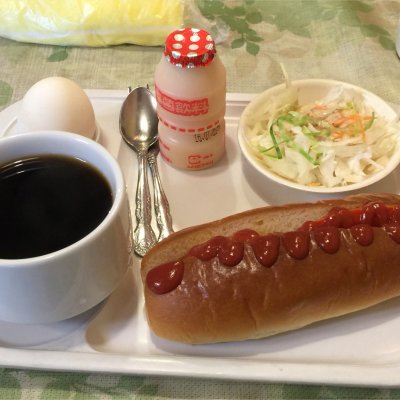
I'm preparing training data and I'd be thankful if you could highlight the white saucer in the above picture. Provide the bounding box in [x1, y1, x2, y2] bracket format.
[0, 303, 103, 348]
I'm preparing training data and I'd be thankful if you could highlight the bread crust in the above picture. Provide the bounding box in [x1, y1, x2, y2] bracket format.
[141, 193, 400, 344]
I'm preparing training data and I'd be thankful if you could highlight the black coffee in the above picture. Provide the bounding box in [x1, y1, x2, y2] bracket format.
[0, 155, 113, 259]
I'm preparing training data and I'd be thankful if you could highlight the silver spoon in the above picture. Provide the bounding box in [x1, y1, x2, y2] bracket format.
[142, 86, 174, 240]
[119, 86, 158, 257]
[148, 143, 174, 241]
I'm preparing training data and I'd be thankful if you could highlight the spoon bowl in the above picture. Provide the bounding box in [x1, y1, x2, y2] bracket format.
[120, 86, 158, 152]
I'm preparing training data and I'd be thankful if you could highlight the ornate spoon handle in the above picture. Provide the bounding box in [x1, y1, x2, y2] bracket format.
[133, 151, 157, 257]
[148, 146, 174, 241]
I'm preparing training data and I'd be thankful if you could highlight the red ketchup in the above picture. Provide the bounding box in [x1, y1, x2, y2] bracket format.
[313, 226, 341, 254]
[147, 202, 400, 294]
[251, 234, 280, 267]
[282, 231, 310, 260]
[189, 235, 244, 267]
[146, 261, 184, 295]
[350, 224, 374, 246]
[189, 236, 228, 261]
[218, 240, 244, 267]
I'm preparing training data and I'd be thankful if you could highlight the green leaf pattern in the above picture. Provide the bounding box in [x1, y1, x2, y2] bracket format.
[0, 81, 12, 107]
[0, 0, 398, 110]
[0, 369, 21, 399]
[0, 369, 158, 399]
[196, 0, 396, 55]
[4, 369, 400, 399]
[198, 0, 263, 54]
[47, 47, 70, 62]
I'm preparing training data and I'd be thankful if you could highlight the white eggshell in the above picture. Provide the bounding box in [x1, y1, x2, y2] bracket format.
[19, 77, 96, 138]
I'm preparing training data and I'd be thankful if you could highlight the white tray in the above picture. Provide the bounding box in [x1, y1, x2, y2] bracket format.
[1, 90, 400, 387]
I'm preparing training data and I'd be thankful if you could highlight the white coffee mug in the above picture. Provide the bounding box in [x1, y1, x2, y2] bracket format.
[0, 131, 132, 323]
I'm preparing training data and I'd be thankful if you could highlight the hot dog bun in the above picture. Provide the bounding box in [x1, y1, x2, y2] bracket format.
[141, 193, 400, 344]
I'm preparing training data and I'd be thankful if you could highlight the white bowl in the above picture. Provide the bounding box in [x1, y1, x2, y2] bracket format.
[238, 79, 400, 193]
[0, 131, 132, 323]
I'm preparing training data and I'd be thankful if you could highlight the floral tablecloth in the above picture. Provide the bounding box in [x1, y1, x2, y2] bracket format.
[1, 1, 400, 399]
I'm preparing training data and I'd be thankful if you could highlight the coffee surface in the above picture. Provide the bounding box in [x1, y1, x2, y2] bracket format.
[0, 155, 113, 259]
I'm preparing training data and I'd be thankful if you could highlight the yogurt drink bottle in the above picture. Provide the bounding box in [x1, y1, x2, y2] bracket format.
[154, 27, 226, 170]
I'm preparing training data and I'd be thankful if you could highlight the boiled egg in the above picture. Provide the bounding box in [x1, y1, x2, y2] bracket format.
[19, 77, 97, 139]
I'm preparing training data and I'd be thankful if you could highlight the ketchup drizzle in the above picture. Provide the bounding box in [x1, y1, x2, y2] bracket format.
[146, 201, 400, 294]
[313, 226, 341, 254]
[350, 224, 374, 246]
[146, 261, 184, 295]
[359, 201, 389, 226]
[252, 234, 280, 268]
[218, 240, 244, 267]
[282, 231, 310, 260]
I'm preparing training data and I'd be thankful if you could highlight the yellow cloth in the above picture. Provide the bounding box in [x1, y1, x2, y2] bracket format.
[0, 0, 184, 46]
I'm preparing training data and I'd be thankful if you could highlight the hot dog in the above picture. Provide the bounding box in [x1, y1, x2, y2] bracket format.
[141, 193, 400, 344]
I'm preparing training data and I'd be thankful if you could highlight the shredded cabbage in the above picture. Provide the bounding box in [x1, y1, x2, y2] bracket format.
[245, 82, 400, 188]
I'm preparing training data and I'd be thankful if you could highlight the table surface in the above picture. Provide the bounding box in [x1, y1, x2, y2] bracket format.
[1, 0, 400, 399]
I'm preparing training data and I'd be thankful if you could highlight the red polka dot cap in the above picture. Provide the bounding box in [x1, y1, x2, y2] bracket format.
[164, 27, 216, 68]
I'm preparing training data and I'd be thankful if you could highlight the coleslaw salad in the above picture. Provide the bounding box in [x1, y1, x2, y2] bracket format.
[243, 80, 400, 190]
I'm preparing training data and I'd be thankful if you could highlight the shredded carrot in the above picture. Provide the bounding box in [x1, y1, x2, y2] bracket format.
[311, 103, 327, 111]
[331, 130, 346, 141]
[329, 114, 374, 142]
[331, 117, 348, 127]
[332, 114, 372, 128]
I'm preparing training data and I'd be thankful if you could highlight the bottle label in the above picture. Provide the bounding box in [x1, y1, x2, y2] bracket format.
[159, 140, 215, 170]
[155, 85, 209, 116]
[158, 114, 220, 136]
[187, 154, 214, 169]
